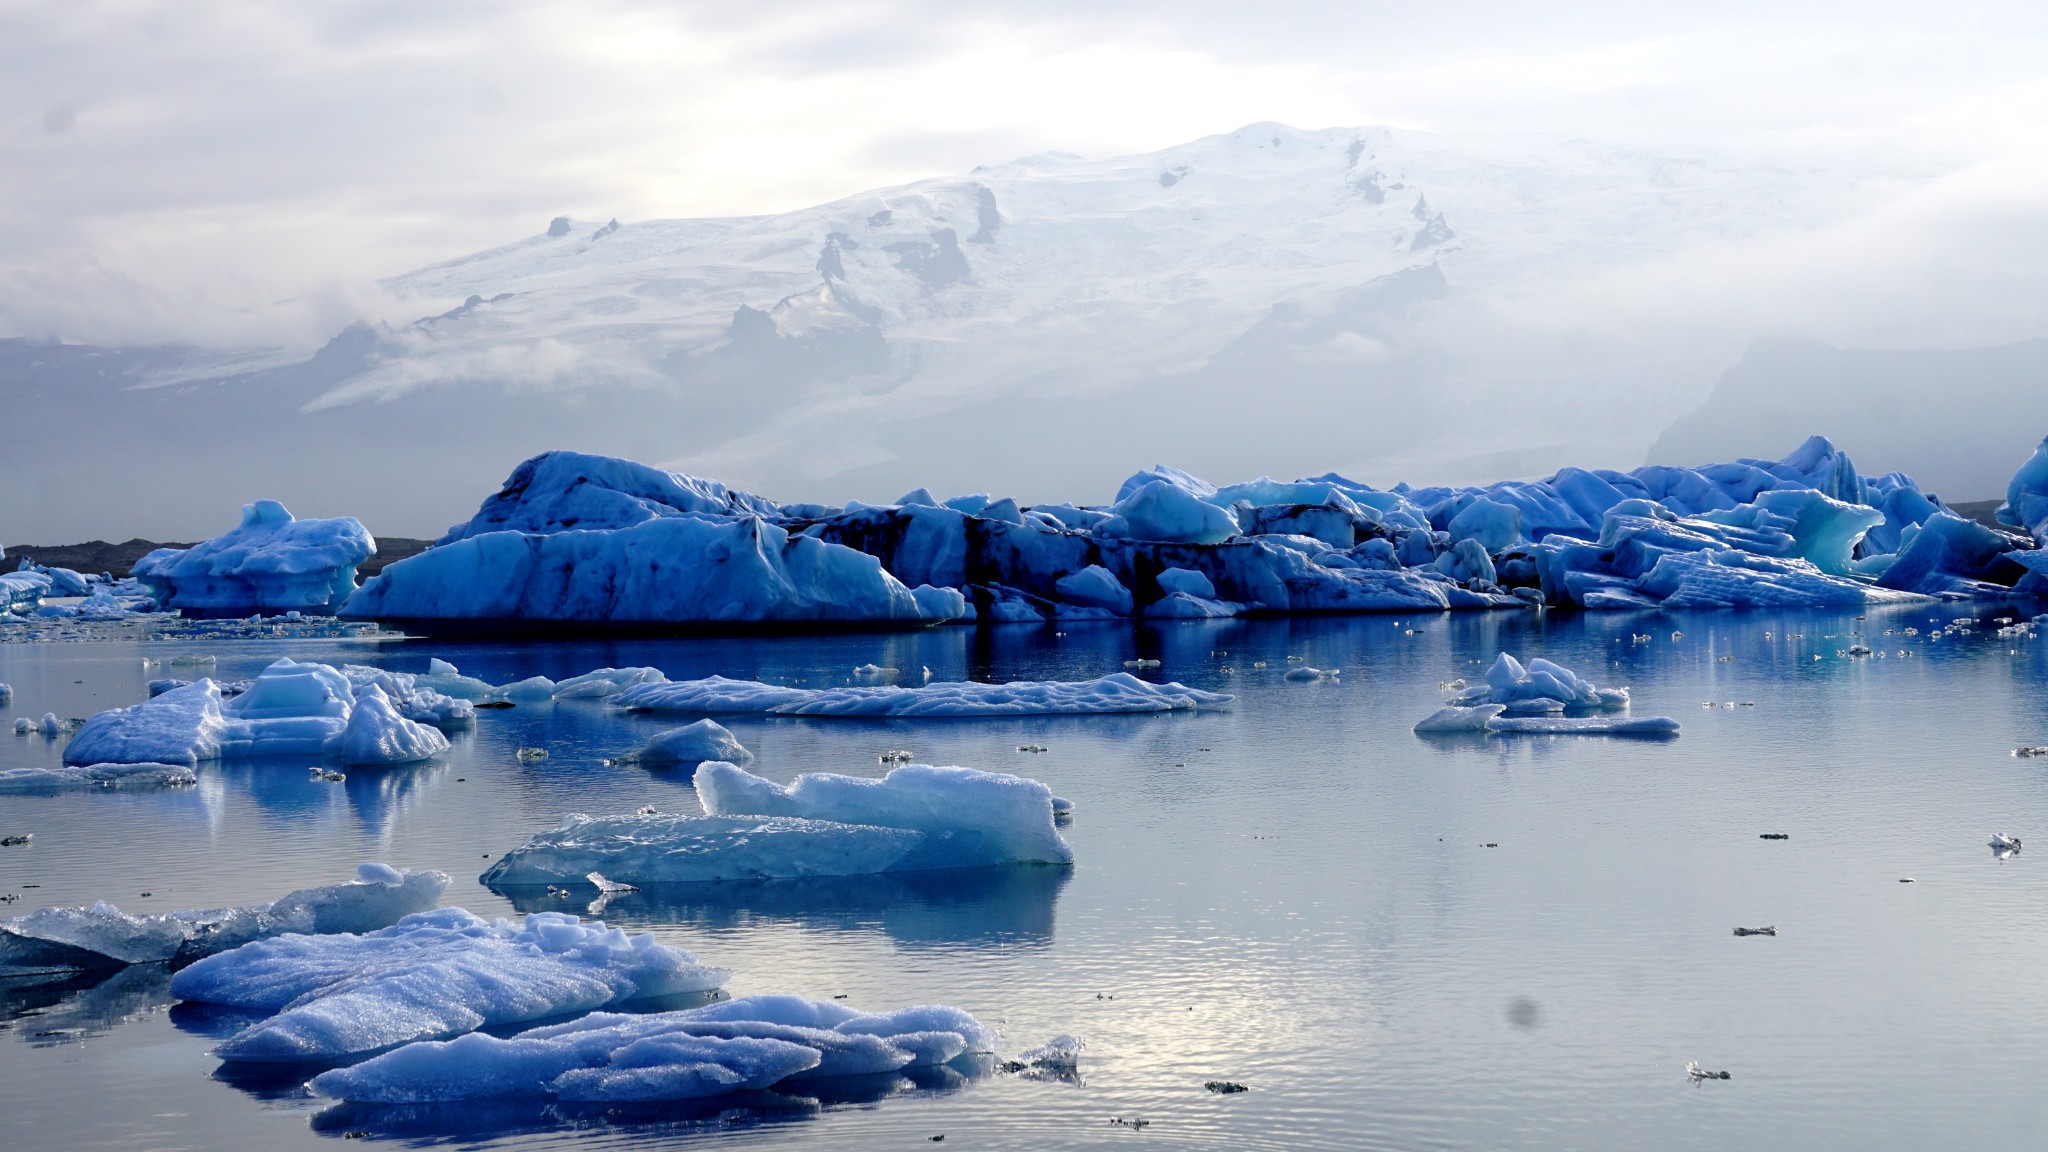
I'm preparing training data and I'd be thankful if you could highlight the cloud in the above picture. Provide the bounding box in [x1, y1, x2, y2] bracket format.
[0, 1, 2044, 348]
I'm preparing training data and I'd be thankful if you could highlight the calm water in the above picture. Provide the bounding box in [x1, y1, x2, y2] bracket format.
[4, 606, 2048, 1150]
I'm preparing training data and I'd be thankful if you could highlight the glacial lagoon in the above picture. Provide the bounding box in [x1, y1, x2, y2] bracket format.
[4, 605, 2048, 1150]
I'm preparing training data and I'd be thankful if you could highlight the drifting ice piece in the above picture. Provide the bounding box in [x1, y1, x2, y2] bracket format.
[1450, 653, 1629, 711]
[0, 865, 446, 974]
[64, 658, 462, 766]
[698, 761, 1073, 866]
[612, 672, 1231, 717]
[308, 994, 994, 1102]
[0, 761, 197, 794]
[171, 908, 729, 1062]
[624, 720, 752, 765]
[133, 500, 373, 617]
[485, 762, 1073, 885]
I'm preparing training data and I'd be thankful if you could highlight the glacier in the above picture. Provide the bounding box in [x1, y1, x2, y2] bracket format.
[0, 864, 446, 975]
[308, 994, 994, 1103]
[133, 500, 374, 617]
[611, 672, 1230, 717]
[64, 658, 467, 766]
[482, 761, 1072, 886]
[169, 908, 730, 1063]
[334, 433, 2048, 633]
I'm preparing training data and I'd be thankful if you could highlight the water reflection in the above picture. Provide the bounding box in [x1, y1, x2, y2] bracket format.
[0, 963, 173, 1045]
[494, 865, 1071, 948]
[201, 756, 444, 837]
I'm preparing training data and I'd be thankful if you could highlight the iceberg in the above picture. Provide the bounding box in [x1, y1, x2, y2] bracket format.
[1, 566, 52, 614]
[611, 672, 1231, 716]
[483, 761, 1072, 886]
[0, 864, 446, 975]
[346, 515, 957, 634]
[438, 450, 779, 541]
[308, 994, 993, 1103]
[170, 908, 729, 1063]
[134, 500, 374, 617]
[65, 658, 463, 766]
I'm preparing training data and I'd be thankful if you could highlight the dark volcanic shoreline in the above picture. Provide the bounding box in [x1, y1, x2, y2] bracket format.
[2, 536, 434, 578]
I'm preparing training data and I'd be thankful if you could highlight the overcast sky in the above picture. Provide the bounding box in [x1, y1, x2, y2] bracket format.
[4, 1, 2046, 351]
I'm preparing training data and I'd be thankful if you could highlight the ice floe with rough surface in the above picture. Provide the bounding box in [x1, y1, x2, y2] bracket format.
[170, 908, 728, 1062]
[484, 762, 1072, 886]
[64, 658, 462, 766]
[308, 993, 994, 1102]
[1414, 702, 1679, 737]
[1447, 652, 1629, 712]
[0, 865, 445, 975]
[612, 672, 1229, 716]
[134, 500, 374, 617]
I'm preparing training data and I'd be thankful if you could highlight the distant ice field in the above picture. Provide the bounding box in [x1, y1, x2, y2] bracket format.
[4, 606, 2048, 1150]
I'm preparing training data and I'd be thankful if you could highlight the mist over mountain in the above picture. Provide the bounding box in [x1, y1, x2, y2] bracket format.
[0, 122, 2006, 541]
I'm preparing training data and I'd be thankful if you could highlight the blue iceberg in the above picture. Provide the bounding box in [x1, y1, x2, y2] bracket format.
[134, 500, 374, 617]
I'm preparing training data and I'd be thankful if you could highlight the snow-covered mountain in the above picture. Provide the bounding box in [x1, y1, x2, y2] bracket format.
[2, 122, 1919, 540]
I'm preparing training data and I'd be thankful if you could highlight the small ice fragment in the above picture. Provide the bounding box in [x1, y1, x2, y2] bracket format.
[1050, 796, 1074, 817]
[1990, 833, 2022, 852]
[852, 663, 897, 680]
[40, 712, 61, 737]
[586, 873, 638, 894]
[12, 718, 30, 735]
[1, 834, 32, 847]
[356, 862, 404, 886]
[878, 749, 913, 764]
[1205, 1080, 1249, 1093]
[516, 747, 549, 762]
[1759, 833, 1789, 840]
[1123, 659, 1160, 669]
[1018, 1034, 1083, 1071]
[1282, 666, 1337, 682]
[1686, 1061, 1731, 1082]
[1731, 926, 1777, 937]
[2014, 746, 2048, 758]
[1017, 744, 1047, 753]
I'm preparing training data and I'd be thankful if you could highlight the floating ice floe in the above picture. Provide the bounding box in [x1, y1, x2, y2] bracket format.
[0, 761, 197, 794]
[1447, 652, 1629, 713]
[134, 500, 374, 617]
[616, 719, 753, 765]
[307, 993, 994, 1102]
[0, 864, 445, 975]
[484, 761, 1073, 886]
[612, 672, 1229, 717]
[171, 908, 729, 1063]
[64, 658, 466, 766]
[1413, 702, 1680, 736]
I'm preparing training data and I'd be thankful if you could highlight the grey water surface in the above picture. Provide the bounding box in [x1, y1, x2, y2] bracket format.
[3, 605, 2046, 1150]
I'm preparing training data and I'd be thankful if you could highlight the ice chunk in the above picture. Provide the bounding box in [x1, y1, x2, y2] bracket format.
[493, 675, 559, 703]
[1999, 435, 2048, 542]
[1450, 653, 1629, 710]
[308, 994, 992, 1103]
[416, 658, 498, 701]
[66, 658, 452, 765]
[625, 720, 752, 765]
[0, 761, 197, 794]
[698, 761, 1073, 866]
[0, 867, 446, 974]
[133, 500, 373, 617]
[1483, 715, 1681, 735]
[1413, 704, 1508, 733]
[1447, 497, 1521, 551]
[170, 909, 728, 1062]
[612, 672, 1230, 716]
[488, 761, 1072, 886]
[1107, 480, 1239, 545]
[1, 568, 53, 613]
[1156, 567, 1216, 599]
[553, 667, 668, 699]
[341, 684, 452, 765]
[1054, 565, 1133, 615]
